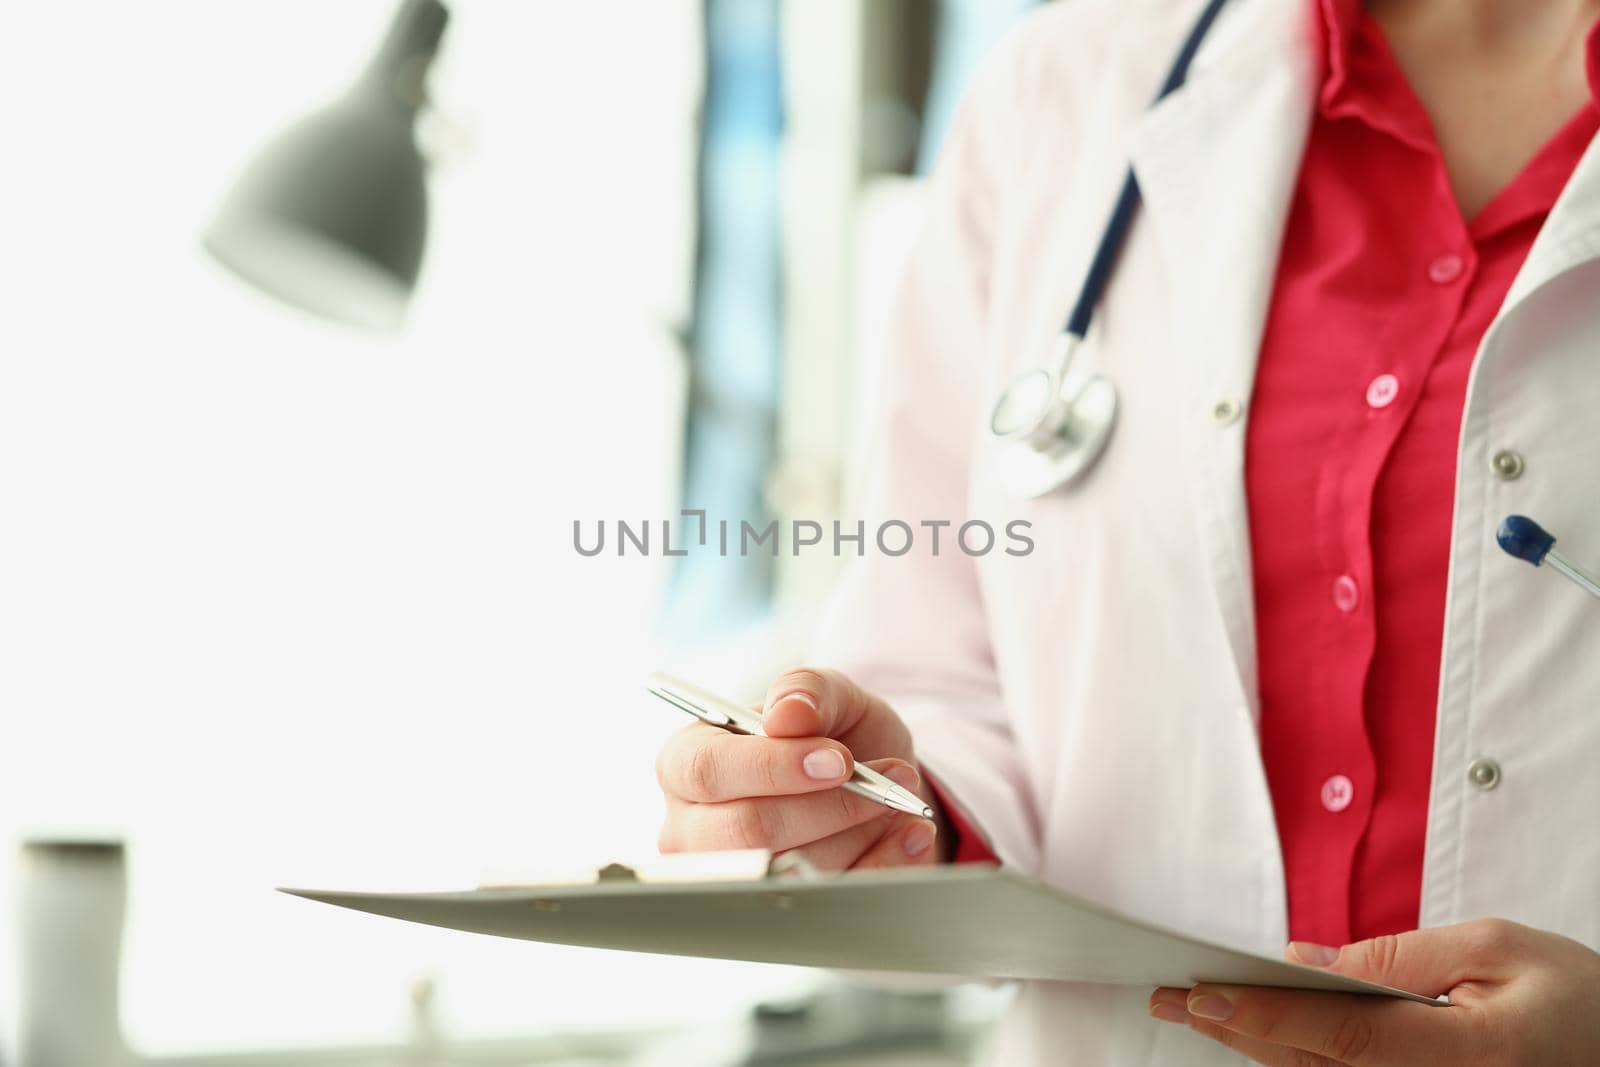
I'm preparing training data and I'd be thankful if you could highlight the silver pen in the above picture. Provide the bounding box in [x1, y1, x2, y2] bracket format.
[647, 672, 935, 820]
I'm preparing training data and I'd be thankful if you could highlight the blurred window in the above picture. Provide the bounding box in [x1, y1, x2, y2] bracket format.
[665, 0, 785, 638]
[918, 0, 1042, 170]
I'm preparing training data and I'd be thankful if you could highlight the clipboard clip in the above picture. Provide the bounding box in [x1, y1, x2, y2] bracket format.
[480, 849, 822, 890]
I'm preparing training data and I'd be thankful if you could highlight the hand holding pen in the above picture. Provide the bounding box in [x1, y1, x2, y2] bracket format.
[652, 668, 945, 871]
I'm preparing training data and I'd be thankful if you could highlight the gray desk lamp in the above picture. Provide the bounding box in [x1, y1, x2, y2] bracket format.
[204, 0, 450, 329]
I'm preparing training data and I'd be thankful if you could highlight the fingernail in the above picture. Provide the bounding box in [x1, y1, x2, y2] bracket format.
[1150, 1002, 1189, 1024]
[1186, 992, 1233, 1021]
[885, 764, 921, 791]
[1288, 941, 1340, 967]
[802, 748, 846, 780]
[903, 823, 936, 857]
[772, 691, 818, 715]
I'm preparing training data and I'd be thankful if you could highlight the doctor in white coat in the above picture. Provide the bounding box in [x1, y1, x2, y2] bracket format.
[654, 0, 1600, 1062]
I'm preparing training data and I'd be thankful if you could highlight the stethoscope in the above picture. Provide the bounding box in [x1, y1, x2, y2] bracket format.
[989, 0, 1232, 498]
[975, 0, 1600, 603]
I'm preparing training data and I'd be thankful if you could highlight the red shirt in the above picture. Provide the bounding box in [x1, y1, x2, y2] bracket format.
[1248, 0, 1598, 946]
[941, 2, 1600, 945]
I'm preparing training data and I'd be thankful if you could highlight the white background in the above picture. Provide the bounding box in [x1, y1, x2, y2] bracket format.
[0, 0, 820, 1054]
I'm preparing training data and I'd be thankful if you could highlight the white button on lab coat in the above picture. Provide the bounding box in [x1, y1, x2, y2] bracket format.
[814, 0, 1600, 1063]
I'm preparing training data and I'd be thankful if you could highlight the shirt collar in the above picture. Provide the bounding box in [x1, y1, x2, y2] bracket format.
[1310, 0, 1600, 237]
[1315, 0, 1600, 111]
[1313, 0, 1362, 112]
[1312, 0, 1432, 150]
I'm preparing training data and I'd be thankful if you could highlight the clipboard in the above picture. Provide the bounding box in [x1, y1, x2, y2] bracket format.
[282, 854, 1442, 1004]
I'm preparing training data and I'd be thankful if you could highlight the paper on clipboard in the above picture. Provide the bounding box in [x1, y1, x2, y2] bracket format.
[282, 855, 1444, 1005]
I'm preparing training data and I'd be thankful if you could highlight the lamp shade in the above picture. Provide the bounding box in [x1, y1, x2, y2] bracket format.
[204, 0, 449, 330]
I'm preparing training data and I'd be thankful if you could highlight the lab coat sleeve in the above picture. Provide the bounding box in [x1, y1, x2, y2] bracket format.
[811, 30, 1042, 876]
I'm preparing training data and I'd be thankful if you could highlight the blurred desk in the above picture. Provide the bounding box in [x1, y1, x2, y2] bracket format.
[135, 1035, 974, 1067]
[805, 1050, 967, 1067]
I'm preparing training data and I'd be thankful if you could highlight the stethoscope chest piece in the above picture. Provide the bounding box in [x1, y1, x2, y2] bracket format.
[989, 333, 1118, 498]
[984, 0, 1229, 499]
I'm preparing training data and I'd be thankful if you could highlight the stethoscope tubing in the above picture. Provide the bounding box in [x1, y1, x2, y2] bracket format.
[1062, 0, 1232, 342]
[989, 0, 1232, 498]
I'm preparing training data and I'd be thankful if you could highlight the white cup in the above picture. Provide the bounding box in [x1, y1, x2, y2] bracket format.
[17, 840, 129, 1067]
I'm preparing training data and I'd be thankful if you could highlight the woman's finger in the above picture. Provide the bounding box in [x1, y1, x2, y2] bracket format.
[1177, 982, 1468, 1066]
[850, 813, 939, 869]
[667, 759, 922, 853]
[777, 812, 899, 872]
[1295, 920, 1531, 994]
[655, 723, 857, 803]
[1149, 990, 1341, 1066]
[1189, 1018, 1341, 1067]
[760, 666, 913, 759]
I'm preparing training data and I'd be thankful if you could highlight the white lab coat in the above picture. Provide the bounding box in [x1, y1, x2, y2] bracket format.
[814, 0, 1600, 1063]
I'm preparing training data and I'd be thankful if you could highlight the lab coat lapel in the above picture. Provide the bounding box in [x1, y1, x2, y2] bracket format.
[1504, 131, 1600, 309]
[1125, 0, 1315, 724]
